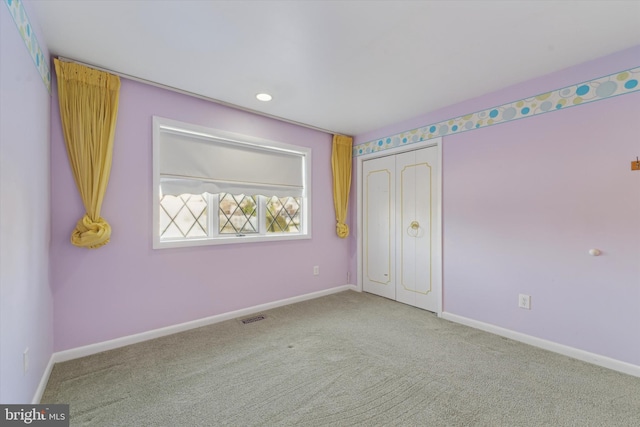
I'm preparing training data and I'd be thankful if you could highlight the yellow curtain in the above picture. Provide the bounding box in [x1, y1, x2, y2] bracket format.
[54, 59, 121, 249]
[331, 134, 353, 238]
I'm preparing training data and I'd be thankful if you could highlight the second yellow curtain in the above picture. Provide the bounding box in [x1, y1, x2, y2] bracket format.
[54, 59, 121, 249]
[331, 135, 353, 238]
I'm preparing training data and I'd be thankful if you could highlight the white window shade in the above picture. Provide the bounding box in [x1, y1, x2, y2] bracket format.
[159, 129, 306, 197]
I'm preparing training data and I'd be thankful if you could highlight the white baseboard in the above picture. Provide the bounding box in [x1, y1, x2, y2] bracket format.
[51, 285, 356, 365]
[441, 312, 640, 378]
[32, 354, 56, 404]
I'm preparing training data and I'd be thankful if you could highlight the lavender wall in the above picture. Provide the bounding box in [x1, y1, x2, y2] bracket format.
[355, 46, 640, 366]
[442, 90, 639, 365]
[50, 77, 350, 352]
[0, 3, 53, 403]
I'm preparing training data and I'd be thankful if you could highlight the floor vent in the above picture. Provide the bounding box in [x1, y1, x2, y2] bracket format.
[241, 315, 266, 324]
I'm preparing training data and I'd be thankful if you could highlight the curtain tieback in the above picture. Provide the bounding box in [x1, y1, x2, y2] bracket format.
[336, 222, 349, 238]
[71, 214, 112, 249]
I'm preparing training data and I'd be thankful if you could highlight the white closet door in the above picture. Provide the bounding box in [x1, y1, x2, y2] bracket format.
[362, 155, 396, 300]
[395, 148, 439, 312]
[361, 145, 440, 313]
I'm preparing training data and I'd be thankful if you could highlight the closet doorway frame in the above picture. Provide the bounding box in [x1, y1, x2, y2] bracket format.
[355, 137, 443, 316]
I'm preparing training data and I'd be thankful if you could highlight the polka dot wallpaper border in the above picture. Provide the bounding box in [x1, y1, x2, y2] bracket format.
[4, 0, 51, 92]
[354, 67, 640, 157]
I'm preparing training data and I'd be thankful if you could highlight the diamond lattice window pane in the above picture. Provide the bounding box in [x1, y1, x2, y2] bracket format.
[219, 194, 258, 234]
[267, 196, 301, 233]
[159, 207, 172, 235]
[162, 222, 184, 239]
[160, 195, 184, 218]
[159, 193, 208, 239]
[287, 211, 301, 232]
[184, 195, 207, 218]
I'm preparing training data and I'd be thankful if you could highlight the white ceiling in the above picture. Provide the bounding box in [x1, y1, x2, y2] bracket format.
[29, 0, 640, 136]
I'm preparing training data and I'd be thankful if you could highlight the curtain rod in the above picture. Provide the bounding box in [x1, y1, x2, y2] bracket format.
[56, 56, 340, 136]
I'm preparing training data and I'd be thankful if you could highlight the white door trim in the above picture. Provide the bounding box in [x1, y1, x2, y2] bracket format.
[356, 138, 443, 315]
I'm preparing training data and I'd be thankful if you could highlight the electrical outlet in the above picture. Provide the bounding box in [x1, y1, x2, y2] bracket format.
[313, 266, 319, 276]
[23, 348, 29, 374]
[518, 294, 531, 310]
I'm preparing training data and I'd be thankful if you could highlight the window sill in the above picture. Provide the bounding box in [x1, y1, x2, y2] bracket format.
[153, 232, 311, 249]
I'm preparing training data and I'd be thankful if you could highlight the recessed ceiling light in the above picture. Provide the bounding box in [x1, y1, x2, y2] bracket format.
[256, 93, 272, 102]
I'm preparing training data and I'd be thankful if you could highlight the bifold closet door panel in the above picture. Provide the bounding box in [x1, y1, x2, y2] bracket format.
[362, 155, 396, 300]
[395, 148, 437, 311]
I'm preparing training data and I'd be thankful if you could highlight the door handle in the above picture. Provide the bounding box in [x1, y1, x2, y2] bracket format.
[407, 221, 420, 237]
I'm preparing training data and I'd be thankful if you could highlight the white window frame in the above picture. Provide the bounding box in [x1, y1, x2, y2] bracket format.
[153, 116, 311, 249]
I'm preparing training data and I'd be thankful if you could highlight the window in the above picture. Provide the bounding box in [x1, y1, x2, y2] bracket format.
[153, 117, 311, 248]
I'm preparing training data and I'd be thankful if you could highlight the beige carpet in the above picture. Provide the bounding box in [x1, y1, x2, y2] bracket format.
[42, 290, 640, 426]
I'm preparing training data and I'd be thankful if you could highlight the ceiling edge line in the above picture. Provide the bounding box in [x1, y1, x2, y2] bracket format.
[56, 56, 340, 136]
